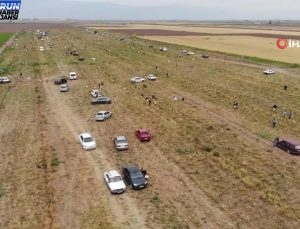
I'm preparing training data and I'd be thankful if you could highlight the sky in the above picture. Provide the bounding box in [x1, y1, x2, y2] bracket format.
[18, 0, 300, 20]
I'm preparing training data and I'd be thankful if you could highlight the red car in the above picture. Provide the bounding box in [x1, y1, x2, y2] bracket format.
[135, 129, 151, 142]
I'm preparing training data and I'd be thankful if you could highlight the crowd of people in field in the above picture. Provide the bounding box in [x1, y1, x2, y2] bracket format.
[232, 84, 294, 128]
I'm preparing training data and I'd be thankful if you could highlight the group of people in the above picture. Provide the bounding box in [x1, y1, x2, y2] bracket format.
[141, 93, 158, 106]
[232, 99, 293, 128]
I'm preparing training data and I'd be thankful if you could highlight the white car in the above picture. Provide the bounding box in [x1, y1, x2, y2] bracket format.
[95, 111, 112, 121]
[113, 136, 129, 151]
[186, 51, 195, 55]
[69, 72, 77, 80]
[104, 170, 126, 194]
[147, 75, 157, 81]
[263, 69, 275, 75]
[160, 47, 168, 51]
[79, 133, 96, 151]
[60, 84, 69, 92]
[91, 89, 101, 98]
[0, 76, 11, 83]
[130, 77, 145, 83]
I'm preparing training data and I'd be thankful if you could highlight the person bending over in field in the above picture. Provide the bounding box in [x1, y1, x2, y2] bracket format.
[233, 100, 238, 110]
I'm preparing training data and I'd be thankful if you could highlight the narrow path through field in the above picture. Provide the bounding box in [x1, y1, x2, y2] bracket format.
[39, 51, 147, 228]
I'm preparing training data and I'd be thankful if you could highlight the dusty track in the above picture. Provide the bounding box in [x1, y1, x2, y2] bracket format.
[40, 50, 147, 228]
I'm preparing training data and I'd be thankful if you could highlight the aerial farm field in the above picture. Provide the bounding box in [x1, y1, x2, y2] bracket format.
[95, 23, 300, 64]
[1, 25, 300, 229]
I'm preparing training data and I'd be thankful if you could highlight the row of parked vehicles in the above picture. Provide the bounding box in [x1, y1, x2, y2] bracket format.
[130, 74, 156, 83]
[104, 165, 148, 194]
[54, 72, 77, 92]
[77, 84, 152, 193]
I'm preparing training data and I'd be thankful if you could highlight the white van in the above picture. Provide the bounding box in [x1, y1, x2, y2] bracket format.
[69, 72, 77, 80]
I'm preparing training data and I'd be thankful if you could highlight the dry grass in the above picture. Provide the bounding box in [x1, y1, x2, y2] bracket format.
[2, 28, 300, 228]
[94, 24, 300, 36]
[142, 35, 300, 64]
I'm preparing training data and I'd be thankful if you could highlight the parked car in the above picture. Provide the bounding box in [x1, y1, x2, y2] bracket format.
[54, 77, 67, 85]
[130, 77, 145, 83]
[186, 51, 195, 55]
[122, 165, 148, 190]
[147, 75, 157, 81]
[263, 69, 275, 75]
[91, 96, 111, 105]
[69, 72, 77, 80]
[79, 133, 96, 151]
[160, 47, 168, 51]
[113, 136, 129, 151]
[135, 129, 151, 142]
[0, 76, 11, 84]
[91, 89, 101, 98]
[104, 170, 126, 194]
[95, 111, 112, 121]
[79, 56, 85, 61]
[274, 137, 300, 155]
[202, 54, 209, 58]
[60, 84, 69, 92]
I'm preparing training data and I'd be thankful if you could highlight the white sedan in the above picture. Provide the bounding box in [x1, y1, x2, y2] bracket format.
[95, 111, 112, 121]
[147, 75, 157, 81]
[130, 77, 145, 83]
[263, 69, 275, 75]
[0, 76, 11, 83]
[69, 72, 77, 80]
[104, 170, 126, 194]
[79, 133, 96, 151]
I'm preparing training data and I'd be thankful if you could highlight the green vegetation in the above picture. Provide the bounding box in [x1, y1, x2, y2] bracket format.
[0, 33, 13, 47]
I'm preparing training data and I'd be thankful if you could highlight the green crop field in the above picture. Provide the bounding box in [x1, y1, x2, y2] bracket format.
[0, 33, 13, 47]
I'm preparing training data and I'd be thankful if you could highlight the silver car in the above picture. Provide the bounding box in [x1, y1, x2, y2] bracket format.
[60, 84, 69, 92]
[95, 111, 112, 121]
[113, 136, 129, 151]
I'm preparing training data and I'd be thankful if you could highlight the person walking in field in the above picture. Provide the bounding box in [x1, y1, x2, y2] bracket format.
[272, 118, 278, 128]
[284, 85, 288, 91]
[273, 104, 277, 112]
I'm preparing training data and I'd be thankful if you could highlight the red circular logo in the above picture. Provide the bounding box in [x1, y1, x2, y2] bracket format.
[277, 38, 288, 49]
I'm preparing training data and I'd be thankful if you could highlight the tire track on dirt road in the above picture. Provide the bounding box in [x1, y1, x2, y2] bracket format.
[40, 53, 147, 228]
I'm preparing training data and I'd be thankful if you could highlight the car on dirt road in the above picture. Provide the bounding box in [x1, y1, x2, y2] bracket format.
[122, 165, 148, 190]
[113, 136, 129, 151]
[135, 129, 151, 142]
[0, 76, 11, 84]
[130, 77, 145, 83]
[274, 138, 300, 155]
[186, 51, 195, 55]
[54, 77, 67, 85]
[79, 133, 96, 151]
[69, 72, 77, 80]
[91, 96, 112, 105]
[91, 89, 101, 98]
[263, 69, 275, 75]
[60, 84, 69, 92]
[104, 170, 126, 194]
[202, 54, 209, 58]
[95, 111, 112, 121]
[147, 75, 157, 81]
